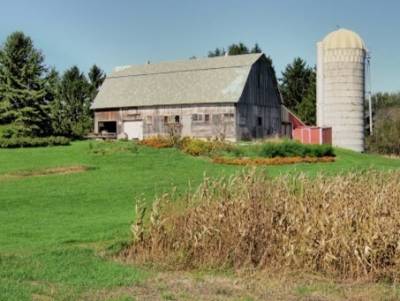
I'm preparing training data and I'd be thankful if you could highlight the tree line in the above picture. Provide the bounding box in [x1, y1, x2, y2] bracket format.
[207, 42, 316, 125]
[366, 92, 400, 155]
[3, 36, 376, 141]
[0, 31, 105, 139]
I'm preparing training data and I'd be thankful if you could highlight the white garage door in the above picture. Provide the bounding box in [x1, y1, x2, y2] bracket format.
[123, 121, 143, 140]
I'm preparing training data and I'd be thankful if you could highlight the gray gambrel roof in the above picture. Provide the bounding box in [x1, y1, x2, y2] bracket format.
[92, 53, 263, 109]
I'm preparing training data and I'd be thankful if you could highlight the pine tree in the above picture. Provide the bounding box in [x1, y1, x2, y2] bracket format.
[228, 42, 249, 55]
[208, 43, 261, 57]
[296, 69, 316, 125]
[251, 43, 262, 53]
[53, 66, 92, 138]
[44, 68, 60, 104]
[88, 64, 106, 99]
[280, 57, 313, 111]
[0, 32, 52, 137]
[208, 47, 226, 57]
[46, 69, 65, 135]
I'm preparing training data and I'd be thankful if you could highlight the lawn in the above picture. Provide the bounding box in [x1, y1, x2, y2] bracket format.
[1, 140, 400, 300]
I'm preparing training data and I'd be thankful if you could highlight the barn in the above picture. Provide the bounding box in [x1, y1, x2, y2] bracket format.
[91, 53, 282, 141]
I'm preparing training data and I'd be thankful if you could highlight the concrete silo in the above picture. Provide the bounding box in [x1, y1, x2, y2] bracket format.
[317, 29, 367, 152]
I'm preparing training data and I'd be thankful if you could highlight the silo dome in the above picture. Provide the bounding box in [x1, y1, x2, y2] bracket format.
[316, 29, 367, 152]
[322, 29, 366, 50]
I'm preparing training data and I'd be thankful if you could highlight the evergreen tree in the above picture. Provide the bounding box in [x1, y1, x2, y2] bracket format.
[208, 47, 226, 57]
[46, 69, 65, 135]
[88, 64, 106, 100]
[0, 31, 51, 137]
[44, 68, 60, 104]
[250, 43, 262, 53]
[296, 69, 316, 125]
[208, 43, 261, 57]
[228, 42, 249, 55]
[53, 66, 92, 138]
[280, 57, 313, 112]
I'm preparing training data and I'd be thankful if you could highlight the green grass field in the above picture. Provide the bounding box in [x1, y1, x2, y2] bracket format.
[1, 140, 400, 300]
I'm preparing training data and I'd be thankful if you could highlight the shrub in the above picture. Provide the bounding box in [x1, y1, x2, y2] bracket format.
[139, 136, 174, 149]
[175, 136, 193, 150]
[181, 138, 235, 157]
[181, 139, 214, 156]
[0, 136, 70, 148]
[124, 170, 400, 281]
[259, 141, 334, 158]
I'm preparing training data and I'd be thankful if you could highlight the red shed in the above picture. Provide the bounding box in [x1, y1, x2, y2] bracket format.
[281, 105, 332, 145]
[293, 127, 332, 145]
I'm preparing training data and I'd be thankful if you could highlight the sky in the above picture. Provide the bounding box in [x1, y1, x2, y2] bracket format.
[0, 0, 399, 92]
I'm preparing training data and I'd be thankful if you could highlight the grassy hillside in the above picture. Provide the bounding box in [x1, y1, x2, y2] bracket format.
[1, 140, 400, 300]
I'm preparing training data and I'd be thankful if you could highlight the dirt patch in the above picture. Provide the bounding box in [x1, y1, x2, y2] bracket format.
[0, 165, 91, 181]
[384, 154, 400, 160]
[83, 271, 400, 301]
[85, 272, 260, 301]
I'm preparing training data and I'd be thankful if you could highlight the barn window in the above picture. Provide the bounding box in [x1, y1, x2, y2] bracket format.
[224, 113, 234, 121]
[204, 114, 210, 123]
[98, 121, 117, 133]
[175, 115, 180, 123]
[257, 117, 263, 126]
[128, 113, 141, 120]
[192, 114, 204, 122]
[164, 116, 169, 124]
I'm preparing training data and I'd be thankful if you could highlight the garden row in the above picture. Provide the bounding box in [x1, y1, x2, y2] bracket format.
[138, 136, 335, 165]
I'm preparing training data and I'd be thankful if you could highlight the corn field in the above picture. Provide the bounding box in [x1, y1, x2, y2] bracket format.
[124, 170, 400, 281]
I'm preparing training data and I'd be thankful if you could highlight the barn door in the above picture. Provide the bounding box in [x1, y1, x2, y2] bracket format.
[123, 121, 143, 140]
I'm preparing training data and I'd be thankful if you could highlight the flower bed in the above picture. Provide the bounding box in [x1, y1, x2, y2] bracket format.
[138, 136, 336, 166]
[213, 156, 335, 166]
[138, 136, 174, 148]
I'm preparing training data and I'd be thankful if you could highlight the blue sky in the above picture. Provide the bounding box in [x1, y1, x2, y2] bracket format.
[0, 0, 399, 92]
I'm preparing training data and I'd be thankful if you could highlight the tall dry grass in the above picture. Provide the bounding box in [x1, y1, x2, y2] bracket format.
[124, 170, 400, 281]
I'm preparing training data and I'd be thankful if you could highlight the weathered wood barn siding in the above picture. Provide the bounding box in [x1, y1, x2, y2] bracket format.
[236, 58, 282, 139]
[92, 53, 282, 141]
[94, 103, 236, 140]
